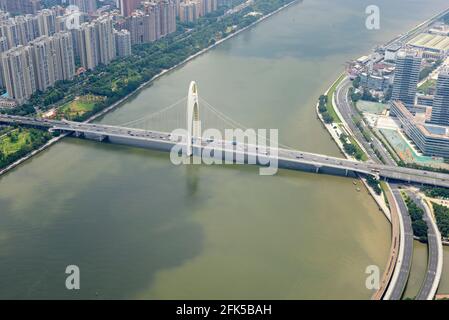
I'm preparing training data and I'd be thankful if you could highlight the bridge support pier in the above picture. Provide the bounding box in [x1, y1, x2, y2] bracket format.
[84, 132, 108, 142]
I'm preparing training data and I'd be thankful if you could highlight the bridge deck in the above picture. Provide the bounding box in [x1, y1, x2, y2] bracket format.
[1, 114, 449, 188]
[410, 192, 443, 300]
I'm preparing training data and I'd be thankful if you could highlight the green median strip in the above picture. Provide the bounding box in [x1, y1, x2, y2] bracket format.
[347, 135, 368, 161]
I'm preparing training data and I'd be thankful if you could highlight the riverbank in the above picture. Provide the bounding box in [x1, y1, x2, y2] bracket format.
[317, 6, 449, 300]
[315, 75, 391, 221]
[0, 133, 68, 177]
[0, 0, 298, 179]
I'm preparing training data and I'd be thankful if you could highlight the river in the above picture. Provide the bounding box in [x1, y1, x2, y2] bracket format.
[0, 0, 448, 299]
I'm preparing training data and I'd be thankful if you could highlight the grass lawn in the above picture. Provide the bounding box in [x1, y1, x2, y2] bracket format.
[59, 95, 104, 119]
[325, 74, 345, 123]
[356, 101, 388, 115]
[0, 129, 32, 157]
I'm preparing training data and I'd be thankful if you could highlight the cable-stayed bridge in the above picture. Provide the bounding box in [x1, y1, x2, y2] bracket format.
[1, 81, 449, 187]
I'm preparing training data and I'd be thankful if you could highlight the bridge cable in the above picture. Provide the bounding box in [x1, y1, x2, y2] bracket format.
[199, 97, 296, 151]
[117, 96, 187, 128]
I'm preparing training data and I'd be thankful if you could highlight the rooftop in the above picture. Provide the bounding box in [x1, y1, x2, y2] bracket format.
[407, 33, 449, 52]
[392, 101, 449, 140]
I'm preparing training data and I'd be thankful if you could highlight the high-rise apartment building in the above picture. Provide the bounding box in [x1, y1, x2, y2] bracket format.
[0, 35, 8, 87]
[1, 45, 36, 105]
[125, 9, 158, 45]
[28, 32, 75, 93]
[125, 1, 176, 45]
[114, 29, 131, 57]
[96, 15, 116, 65]
[15, 15, 38, 44]
[0, 0, 41, 15]
[119, 0, 142, 17]
[77, 22, 99, 70]
[158, 0, 176, 36]
[29, 36, 57, 91]
[430, 68, 449, 126]
[0, 31, 75, 104]
[52, 32, 76, 81]
[179, 0, 200, 22]
[0, 8, 57, 48]
[392, 49, 422, 109]
[200, 0, 217, 16]
[0, 15, 37, 48]
[142, 1, 175, 36]
[36, 9, 57, 36]
[69, 0, 97, 15]
[76, 15, 117, 70]
[178, 0, 217, 23]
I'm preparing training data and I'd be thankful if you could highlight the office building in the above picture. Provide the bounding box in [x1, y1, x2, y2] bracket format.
[430, 68, 449, 126]
[391, 100, 449, 158]
[392, 49, 422, 109]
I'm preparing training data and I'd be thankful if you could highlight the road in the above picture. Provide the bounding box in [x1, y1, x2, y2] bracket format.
[386, 186, 414, 300]
[371, 183, 400, 300]
[408, 192, 443, 300]
[335, 78, 396, 166]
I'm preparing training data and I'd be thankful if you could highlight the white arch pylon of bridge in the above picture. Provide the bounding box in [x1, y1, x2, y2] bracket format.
[115, 81, 295, 154]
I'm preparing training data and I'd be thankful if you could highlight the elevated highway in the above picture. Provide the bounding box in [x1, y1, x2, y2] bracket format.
[409, 192, 443, 300]
[384, 186, 414, 300]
